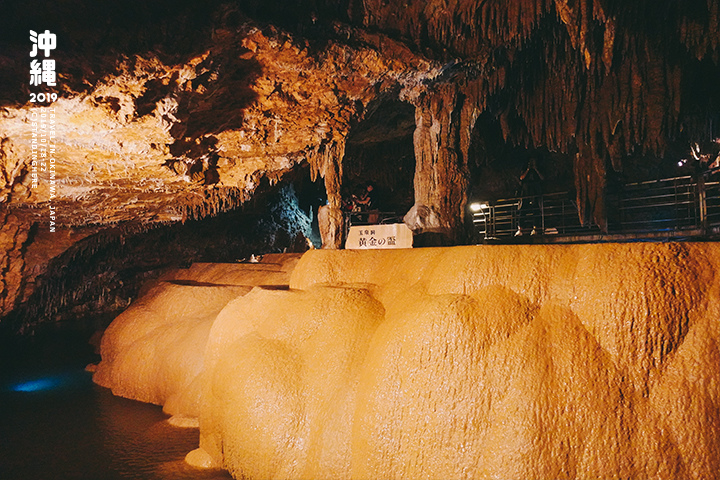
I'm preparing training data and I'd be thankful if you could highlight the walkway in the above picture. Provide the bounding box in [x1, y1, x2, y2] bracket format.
[472, 171, 720, 243]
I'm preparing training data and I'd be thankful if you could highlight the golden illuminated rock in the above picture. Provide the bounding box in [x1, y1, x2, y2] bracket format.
[96, 243, 720, 479]
[93, 257, 299, 416]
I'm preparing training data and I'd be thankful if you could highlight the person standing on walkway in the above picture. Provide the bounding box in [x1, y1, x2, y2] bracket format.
[517, 158, 544, 235]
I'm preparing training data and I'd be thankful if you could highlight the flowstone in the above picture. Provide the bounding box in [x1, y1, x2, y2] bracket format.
[98, 244, 720, 480]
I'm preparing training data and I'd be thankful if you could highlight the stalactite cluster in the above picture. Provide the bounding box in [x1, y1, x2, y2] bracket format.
[358, 0, 719, 228]
[357, 0, 553, 59]
[181, 186, 249, 221]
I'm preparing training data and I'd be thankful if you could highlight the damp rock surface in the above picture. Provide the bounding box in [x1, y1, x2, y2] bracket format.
[93, 256, 299, 417]
[96, 243, 720, 479]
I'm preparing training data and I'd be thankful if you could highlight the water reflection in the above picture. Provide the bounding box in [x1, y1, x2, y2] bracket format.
[0, 333, 231, 480]
[95, 384, 230, 480]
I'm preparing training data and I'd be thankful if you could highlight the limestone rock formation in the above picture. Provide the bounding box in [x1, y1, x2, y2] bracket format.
[93, 254, 300, 417]
[96, 243, 720, 480]
[0, 212, 30, 317]
[1, 0, 720, 331]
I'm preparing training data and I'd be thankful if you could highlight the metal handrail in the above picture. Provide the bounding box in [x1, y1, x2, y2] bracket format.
[345, 210, 401, 225]
[473, 172, 720, 241]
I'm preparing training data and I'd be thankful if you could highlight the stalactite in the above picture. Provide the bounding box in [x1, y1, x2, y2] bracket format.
[181, 187, 248, 221]
[356, 0, 719, 228]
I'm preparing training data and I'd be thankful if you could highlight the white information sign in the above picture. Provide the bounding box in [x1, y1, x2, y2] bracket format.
[345, 223, 413, 249]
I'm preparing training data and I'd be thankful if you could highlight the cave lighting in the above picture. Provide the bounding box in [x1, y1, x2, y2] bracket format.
[9, 376, 63, 392]
[6, 372, 83, 392]
[469, 202, 488, 212]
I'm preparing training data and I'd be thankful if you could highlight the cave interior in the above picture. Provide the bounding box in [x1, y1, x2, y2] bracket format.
[0, 0, 719, 344]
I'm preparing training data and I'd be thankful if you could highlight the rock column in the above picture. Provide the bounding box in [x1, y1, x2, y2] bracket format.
[409, 85, 470, 244]
[311, 139, 346, 249]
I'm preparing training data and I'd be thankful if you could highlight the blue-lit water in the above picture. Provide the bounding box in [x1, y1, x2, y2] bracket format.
[8, 372, 82, 392]
[0, 332, 231, 480]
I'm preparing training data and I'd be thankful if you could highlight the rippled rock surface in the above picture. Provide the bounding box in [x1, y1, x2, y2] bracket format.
[96, 243, 719, 479]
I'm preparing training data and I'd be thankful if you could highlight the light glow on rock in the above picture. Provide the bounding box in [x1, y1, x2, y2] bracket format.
[95, 244, 720, 480]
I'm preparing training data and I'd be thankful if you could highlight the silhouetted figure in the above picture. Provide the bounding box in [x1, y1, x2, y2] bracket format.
[350, 183, 379, 224]
[517, 159, 544, 235]
[354, 183, 376, 210]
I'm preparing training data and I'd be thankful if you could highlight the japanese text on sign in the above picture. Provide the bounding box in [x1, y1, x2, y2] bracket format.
[345, 223, 413, 249]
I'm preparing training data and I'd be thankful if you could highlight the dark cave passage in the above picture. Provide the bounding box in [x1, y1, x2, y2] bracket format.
[467, 112, 576, 204]
[342, 100, 417, 218]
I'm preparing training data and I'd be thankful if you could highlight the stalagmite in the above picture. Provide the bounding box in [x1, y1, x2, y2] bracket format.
[317, 204, 344, 250]
[310, 139, 346, 249]
[97, 243, 720, 480]
[411, 85, 470, 243]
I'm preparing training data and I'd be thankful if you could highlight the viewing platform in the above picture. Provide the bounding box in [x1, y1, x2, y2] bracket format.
[340, 171, 720, 246]
[471, 171, 720, 244]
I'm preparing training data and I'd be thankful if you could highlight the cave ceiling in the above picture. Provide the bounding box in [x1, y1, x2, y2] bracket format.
[1, 0, 719, 228]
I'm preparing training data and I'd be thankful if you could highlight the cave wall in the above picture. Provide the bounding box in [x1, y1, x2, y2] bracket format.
[0, 182, 313, 336]
[2, 0, 720, 324]
[0, 212, 32, 318]
[0, 211, 99, 323]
